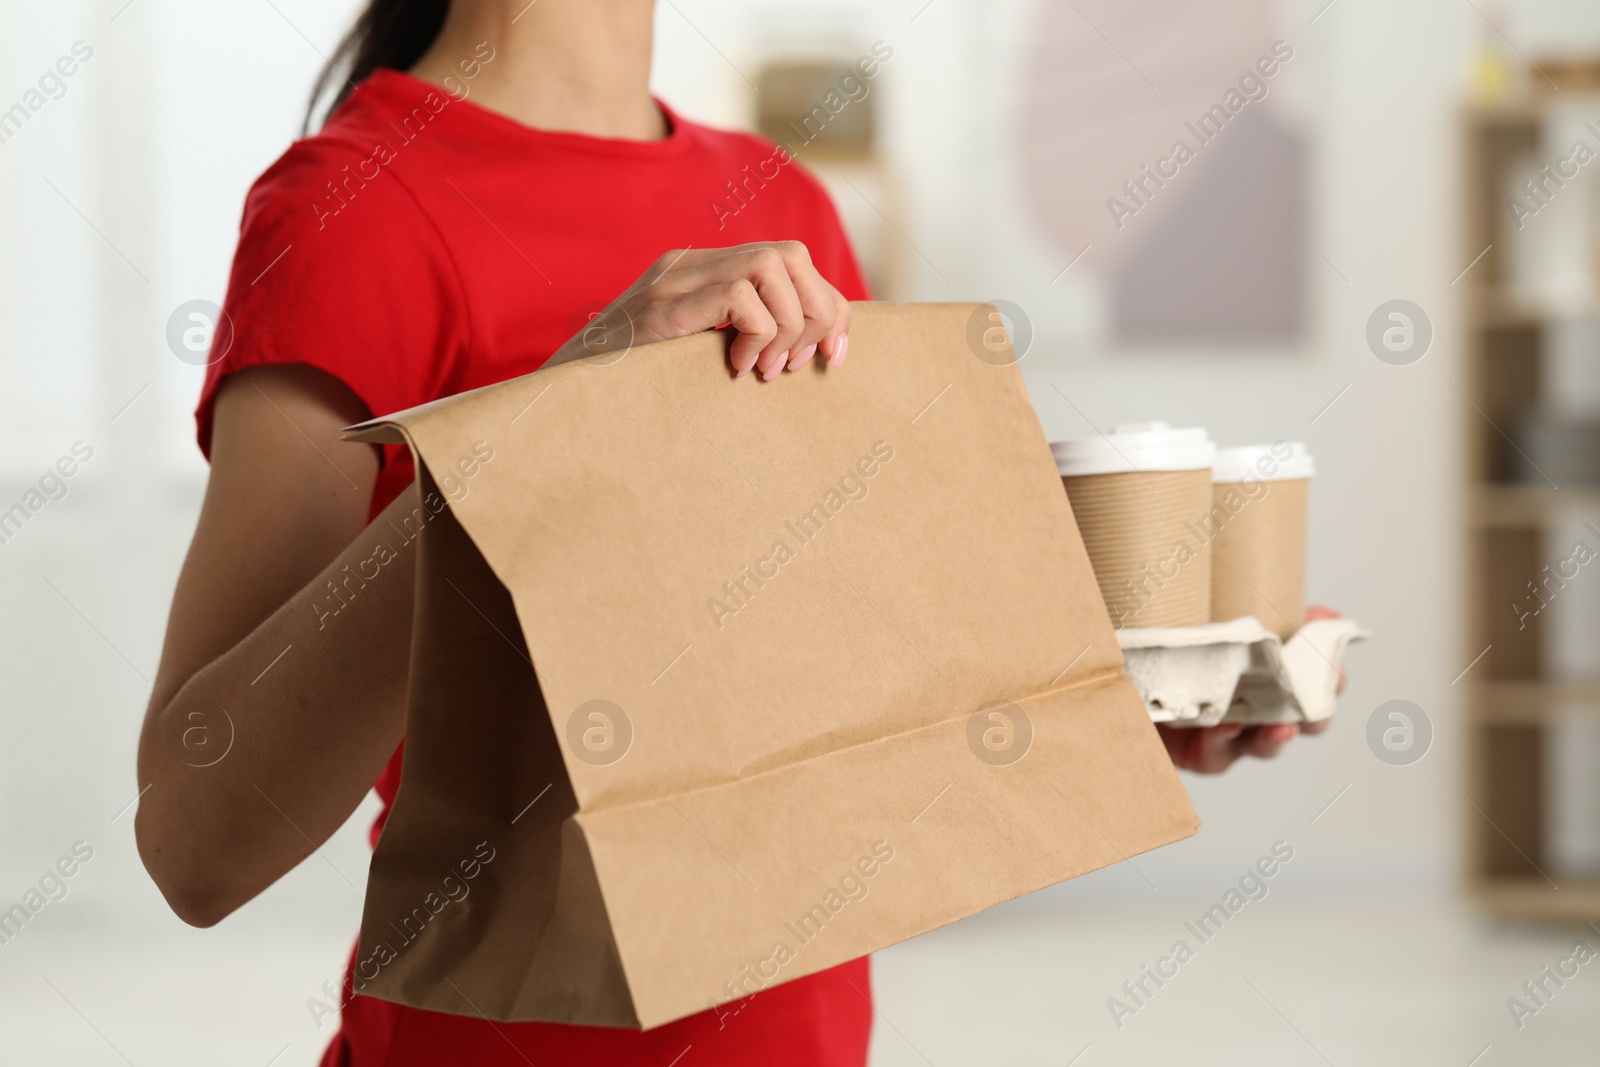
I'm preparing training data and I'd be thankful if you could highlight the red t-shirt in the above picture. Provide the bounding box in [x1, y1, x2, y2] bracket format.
[197, 69, 872, 1067]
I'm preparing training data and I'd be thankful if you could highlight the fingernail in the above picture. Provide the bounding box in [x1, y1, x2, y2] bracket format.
[761, 351, 788, 381]
[796, 342, 818, 366]
[828, 334, 848, 366]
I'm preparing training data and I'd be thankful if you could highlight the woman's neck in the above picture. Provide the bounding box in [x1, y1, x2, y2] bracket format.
[411, 0, 664, 140]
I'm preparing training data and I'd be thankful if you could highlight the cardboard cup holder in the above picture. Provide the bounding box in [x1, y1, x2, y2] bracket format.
[1117, 615, 1368, 728]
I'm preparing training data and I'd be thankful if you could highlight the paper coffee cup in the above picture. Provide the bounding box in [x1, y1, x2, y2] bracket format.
[1051, 422, 1215, 628]
[1208, 442, 1313, 638]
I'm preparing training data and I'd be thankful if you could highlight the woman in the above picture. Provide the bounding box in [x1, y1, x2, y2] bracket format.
[135, 1, 1319, 1062]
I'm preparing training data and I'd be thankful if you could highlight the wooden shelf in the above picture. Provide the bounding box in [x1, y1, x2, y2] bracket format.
[1472, 680, 1600, 721]
[1464, 100, 1543, 130]
[1467, 288, 1543, 330]
[1472, 485, 1600, 527]
[1470, 878, 1600, 923]
[1467, 287, 1600, 329]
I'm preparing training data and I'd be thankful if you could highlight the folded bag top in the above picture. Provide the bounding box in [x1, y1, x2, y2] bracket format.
[344, 302, 1197, 1029]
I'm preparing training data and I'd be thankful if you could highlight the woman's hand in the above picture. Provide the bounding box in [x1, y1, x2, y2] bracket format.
[1157, 721, 1305, 774]
[546, 242, 851, 379]
[1157, 605, 1346, 774]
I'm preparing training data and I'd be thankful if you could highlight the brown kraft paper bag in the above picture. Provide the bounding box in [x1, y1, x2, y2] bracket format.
[342, 301, 1198, 1029]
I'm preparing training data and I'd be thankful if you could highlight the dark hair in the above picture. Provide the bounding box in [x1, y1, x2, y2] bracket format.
[305, 0, 451, 133]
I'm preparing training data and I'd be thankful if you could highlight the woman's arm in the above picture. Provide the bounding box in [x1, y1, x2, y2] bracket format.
[136, 364, 413, 926]
[137, 241, 851, 927]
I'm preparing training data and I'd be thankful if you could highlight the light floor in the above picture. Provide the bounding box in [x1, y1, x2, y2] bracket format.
[1, 887, 1595, 1065]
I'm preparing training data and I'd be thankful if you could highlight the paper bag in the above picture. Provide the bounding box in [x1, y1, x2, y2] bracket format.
[343, 302, 1198, 1029]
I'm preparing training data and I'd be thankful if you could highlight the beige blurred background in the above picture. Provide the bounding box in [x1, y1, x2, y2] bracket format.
[4, 0, 1600, 1063]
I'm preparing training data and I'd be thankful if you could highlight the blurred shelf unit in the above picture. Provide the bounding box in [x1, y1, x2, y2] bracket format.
[1461, 97, 1600, 923]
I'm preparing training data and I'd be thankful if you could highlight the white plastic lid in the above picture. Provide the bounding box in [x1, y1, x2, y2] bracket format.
[1212, 441, 1315, 483]
[1050, 421, 1215, 476]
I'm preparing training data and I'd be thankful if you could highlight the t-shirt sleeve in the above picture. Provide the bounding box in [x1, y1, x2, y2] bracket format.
[194, 138, 467, 459]
[781, 160, 873, 303]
